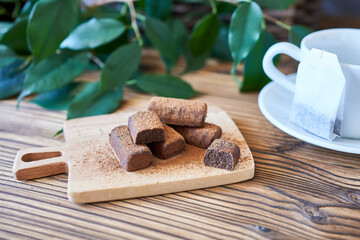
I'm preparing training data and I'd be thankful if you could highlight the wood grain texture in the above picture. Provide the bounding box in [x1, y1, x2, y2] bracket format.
[1, 51, 360, 239]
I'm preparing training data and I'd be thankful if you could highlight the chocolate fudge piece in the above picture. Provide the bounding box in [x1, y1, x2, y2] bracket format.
[128, 111, 165, 144]
[173, 123, 222, 149]
[148, 97, 207, 127]
[203, 139, 240, 171]
[109, 125, 152, 172]
[148, 124, 185, 159]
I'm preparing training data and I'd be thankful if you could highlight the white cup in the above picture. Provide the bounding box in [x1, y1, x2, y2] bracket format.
[262, 28, 360, 139]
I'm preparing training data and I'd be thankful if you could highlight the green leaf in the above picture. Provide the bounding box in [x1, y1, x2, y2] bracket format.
[242, 30, 276, 92]
[217, 2, 237, 14]
[27, 0, 78, 62]
[184, 49, 208, 73]
[254, 0, 298, 9]
[211, 25, 232, 61]
[93, 28, 129, 56]
[189, 13, 221, 57]
[100, 42, 141, 92]
[31, 82, 87, 110]
[93, 15, 130, 56]
[178, 0, 203, 2]
[289, 25, 312, 47]
[143, 17, 179, 67]
[0, 19, 30, 55]
[81, 4, 123, 20]
[145, 0, 172, 20]
[67, 81, 123, 119]
[20, 51, 89, 101]
[165, 20, 190, 70]
[126, 81, 146, 93]
[167, 18, 207, 73]
[0, 44, 17, 67]
[169, 18, 188, 48]
[229, 1, 263, 72]
[0, 60, 25, 99]
[60, 18, 126, 50]
[0, 21, 13, 39]
[125, 70, 145, 93]
[19, 0, 37, 18]
[53, 129, 63, 138]
[135, 74, 197, 99]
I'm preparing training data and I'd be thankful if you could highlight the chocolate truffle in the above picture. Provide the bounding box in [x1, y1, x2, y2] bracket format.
[109, 125, 152, 172]
[148, 124, 185, 159]
[203, 139, 240, 171]
[128, 111, 165, 144]
[148, 97, 207, 127]
[173, 123, 222, 149]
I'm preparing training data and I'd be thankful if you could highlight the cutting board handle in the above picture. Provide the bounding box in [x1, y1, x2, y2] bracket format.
[13, 146, 68, 181]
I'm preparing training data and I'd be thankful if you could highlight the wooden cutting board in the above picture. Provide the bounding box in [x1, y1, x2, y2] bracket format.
[12, 106, 254, 203]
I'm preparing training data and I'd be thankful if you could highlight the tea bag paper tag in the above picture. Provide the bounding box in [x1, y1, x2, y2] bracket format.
[289, 48, 346, 140]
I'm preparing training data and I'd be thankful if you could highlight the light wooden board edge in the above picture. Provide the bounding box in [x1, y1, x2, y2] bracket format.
[68, 167, 254, 203]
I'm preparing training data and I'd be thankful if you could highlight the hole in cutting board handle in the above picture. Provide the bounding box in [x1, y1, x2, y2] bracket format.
[21, 151, 62, 162]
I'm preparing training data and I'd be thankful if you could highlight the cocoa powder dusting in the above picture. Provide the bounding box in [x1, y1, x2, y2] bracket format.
[144, 144, 206, 174]
[163, 124, 184, 144]
[68, 106, 253, 193]
[148, 97, 207, 126]
[172, 122, 222, 149]
[129, 111, 163, 130]
[97, 145, 121, 173]
[73, 140, 121, 179]
[128, 111, 165, 144]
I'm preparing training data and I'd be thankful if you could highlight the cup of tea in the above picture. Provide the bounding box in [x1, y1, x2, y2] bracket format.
[262, 28, 360, 139]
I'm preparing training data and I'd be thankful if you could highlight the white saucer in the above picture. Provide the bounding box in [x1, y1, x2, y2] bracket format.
[258, 80, 360, 154]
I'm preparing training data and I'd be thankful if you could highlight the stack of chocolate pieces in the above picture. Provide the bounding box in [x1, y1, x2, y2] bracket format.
[109, 97, 241, 172]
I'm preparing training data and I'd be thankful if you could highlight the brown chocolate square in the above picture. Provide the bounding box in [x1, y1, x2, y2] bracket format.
[148, 97, 207, 127]
[128, 111, 165, 144]
[109, 126, 152, 172]
[148, 124, 185, 159]
[203, 139, 240, 171]
[173, 123, 222, 149]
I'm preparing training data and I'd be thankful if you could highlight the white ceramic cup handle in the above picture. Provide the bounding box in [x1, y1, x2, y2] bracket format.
[262, 42, 301, 93]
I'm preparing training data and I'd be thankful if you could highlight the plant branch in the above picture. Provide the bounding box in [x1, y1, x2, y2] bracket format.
[218, 0, 249, 5]
[218, 0, 292, 30]
[209, 0, 217, 14]
[90, 54, 104, 69]
[17, 56, 33, 71]
[12, 0, 21, 18]
[126, 79, 136, 85]
[136, 13, 146, 21]
[0, 5, 8, 16]
[120, 2, 128, 16]
[263, 13, 291, 30]
[128, 0, 143, 47]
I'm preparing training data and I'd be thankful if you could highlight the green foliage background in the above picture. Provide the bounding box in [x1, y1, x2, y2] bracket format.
[0, 0, 311, 119]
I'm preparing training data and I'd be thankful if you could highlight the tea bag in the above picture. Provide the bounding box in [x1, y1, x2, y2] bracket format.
[289, 48, 345, 140]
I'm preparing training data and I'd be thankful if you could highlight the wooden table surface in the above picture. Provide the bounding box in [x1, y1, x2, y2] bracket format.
[1, 52, 360, 240]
